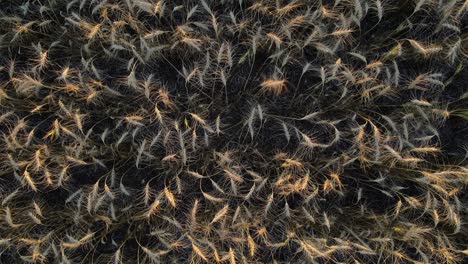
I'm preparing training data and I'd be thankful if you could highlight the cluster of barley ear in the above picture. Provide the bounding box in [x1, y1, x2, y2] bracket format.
[0, 0, 467, 263]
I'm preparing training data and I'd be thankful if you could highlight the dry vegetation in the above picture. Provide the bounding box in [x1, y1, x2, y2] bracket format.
[0, 0, 467, 263]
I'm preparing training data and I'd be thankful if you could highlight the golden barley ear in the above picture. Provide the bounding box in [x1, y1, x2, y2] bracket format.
[163, 186, 177, 208]
[260, 78, 287, 96]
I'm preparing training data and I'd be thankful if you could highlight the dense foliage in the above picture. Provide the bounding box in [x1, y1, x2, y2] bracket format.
[0, 0, 467, 263]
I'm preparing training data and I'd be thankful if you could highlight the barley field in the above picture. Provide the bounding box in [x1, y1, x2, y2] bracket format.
[0, 1, 467, 263]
